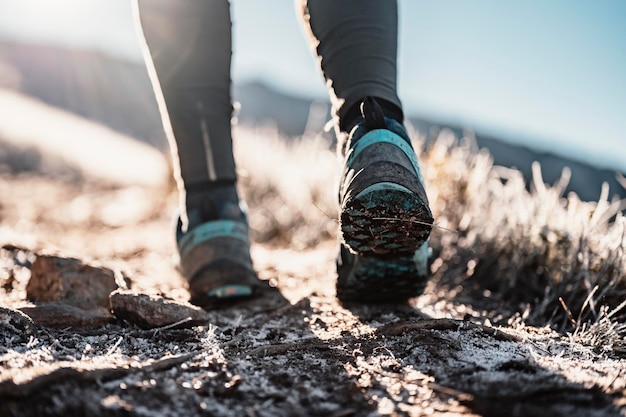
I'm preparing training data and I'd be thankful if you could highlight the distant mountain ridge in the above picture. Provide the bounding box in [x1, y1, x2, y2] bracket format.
[0, 40, 623, 202]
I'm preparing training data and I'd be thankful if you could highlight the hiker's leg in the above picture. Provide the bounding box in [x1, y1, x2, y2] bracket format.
[298, 0, 403, 134]
[135, 0, 265, 308]
[299, 0, 433, 302]
[135, 0, 237, 230]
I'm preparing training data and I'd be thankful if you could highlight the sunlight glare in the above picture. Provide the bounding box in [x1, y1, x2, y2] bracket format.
[12, 0, 83, 28]
[13, 0, 94, 28]
[1, 0, 141, 60]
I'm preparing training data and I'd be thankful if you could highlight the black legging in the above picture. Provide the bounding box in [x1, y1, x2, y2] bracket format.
[135, 0, 402, 202]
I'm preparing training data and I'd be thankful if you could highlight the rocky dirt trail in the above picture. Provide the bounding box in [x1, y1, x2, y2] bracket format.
[1, 173, 625, 417]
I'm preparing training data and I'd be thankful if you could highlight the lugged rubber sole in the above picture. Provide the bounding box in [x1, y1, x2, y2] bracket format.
[340, 182, 433, 257]
[336, 242, 430, 303]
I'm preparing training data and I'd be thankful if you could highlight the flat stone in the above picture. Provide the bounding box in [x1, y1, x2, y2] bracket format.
[0, 306, 38, 340]
[19, 302, 113, 330]
[26, 255, 123, 309]
[109, 290, 210, 329]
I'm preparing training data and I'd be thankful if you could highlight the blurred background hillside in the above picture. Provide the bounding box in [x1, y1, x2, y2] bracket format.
[0, 0, 624, 201]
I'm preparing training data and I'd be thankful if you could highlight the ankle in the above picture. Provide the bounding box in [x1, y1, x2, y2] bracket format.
[339, 96, 404, 133]
[183, 182, 245, 231]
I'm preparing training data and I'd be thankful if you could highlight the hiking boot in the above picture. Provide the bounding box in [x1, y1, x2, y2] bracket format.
[175, 192, 267, 309]
[339, 97, 433, 257]
[335, 97, 433, 303]
[336, 241, 431, 303]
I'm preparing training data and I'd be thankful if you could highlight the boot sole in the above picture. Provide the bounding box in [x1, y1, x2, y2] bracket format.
[341, 182, 433, 257]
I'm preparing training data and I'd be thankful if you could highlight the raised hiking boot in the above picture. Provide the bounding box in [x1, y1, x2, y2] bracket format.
[336, 241, 431, 303]
[339, 97, 434, 257]
[175, 196, 267, 309]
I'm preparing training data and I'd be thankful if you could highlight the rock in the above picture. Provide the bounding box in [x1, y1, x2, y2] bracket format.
[110, 290, 211, 329]
[26, 255, 123, 309]
[0, 306, 37, 340]
[20, 253, 123, 330]
[19, 302, 113, 330]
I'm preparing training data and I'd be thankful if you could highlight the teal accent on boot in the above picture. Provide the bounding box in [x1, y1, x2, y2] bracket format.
[178, 220, 250, 261]
[208, 284, 254, 298]
[347, 129, 425, 184]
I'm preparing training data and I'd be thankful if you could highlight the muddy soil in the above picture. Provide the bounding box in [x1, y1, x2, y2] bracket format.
[1, 174, 625, 417]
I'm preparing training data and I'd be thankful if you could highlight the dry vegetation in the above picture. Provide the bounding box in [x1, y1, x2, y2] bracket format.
[236, 125, 626, 355]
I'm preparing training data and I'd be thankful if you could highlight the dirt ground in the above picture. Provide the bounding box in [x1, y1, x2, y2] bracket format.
[0, 171, 625, 417]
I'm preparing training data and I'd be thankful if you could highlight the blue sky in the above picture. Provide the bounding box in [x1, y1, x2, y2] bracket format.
[0, 0, 624, 171]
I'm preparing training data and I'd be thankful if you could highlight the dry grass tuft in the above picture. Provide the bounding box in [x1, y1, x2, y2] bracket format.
[234, 125, 626, 354]
[234, 127, 338, 249]
[421, 129, 626, 347]
[569, 296, 626, 355]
